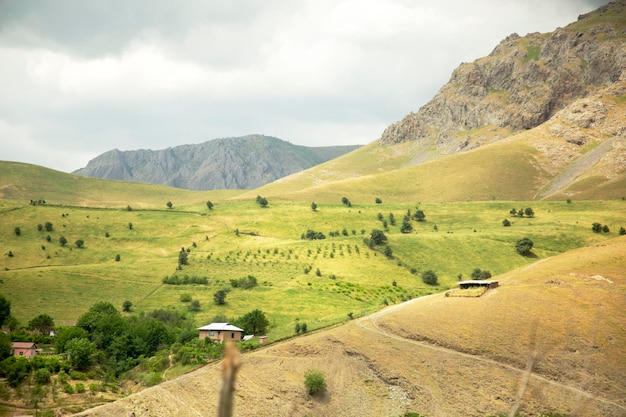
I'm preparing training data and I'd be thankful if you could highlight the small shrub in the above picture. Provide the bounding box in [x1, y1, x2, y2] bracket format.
[502, 219, 511, 227]
[180, 293, 192, 302]
[304, 370, 326, 395]
[515, 237, 534, 256]
[115, 254, 121, 262]
[75, 383, 86, 393]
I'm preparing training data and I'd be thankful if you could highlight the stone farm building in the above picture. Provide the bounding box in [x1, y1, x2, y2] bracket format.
[198, 323, 244, 343]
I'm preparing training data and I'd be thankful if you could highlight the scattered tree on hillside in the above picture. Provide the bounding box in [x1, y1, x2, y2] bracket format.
[370, 229, 387, 245]
[422, 270, 438, 285]
[115, 254, 121, 262]
[375, 197, 382, 204]
[37, 224, 43, 232]
[44, 222, 53, 232]
[75, 239, 84, 248]
[401, 218, 413, 233]
[341, 196, 351, 207]
[592, 223, 602, 233]
[515, 237, 534, 256]
[59, 236, 67, 246]
[166, 201, 173, 209]
[14, 227, 21, 236]
[471, 268, 492, 280]
[256, 195, 268, 208]
[509, 208, 517, 216]
[413, 209, 426, 222]
[602, 224, 610, 233]
[214, 289, 227, 305]
[238, 309, 269, 335]
[206, 200, 214, 210]
[620, 227, 626, 235]
[28, 314, 55, 334]
[126, 205, 132, 211]
[128, 223, 133, 230]
[524, 207, 535, 218]
[188, 299, 201, 311]
[0, 295, 10, 327]
[122, 301, 133, 312]
[388, 213, 396, 226]
[178, 248, 188, 266]
[384, 245, 393, 259]
[311, 201, 317, 211]
[502, 219, 511, 227]
[303, 229, 326, 240]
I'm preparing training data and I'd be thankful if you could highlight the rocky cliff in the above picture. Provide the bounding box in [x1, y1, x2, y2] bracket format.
[73, 135, 361, 190]
[379, 0, 626, 157]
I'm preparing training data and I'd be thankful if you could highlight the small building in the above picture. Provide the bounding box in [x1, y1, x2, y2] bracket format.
[197, 323, 244, 343]
[458, 280, 499, 289]
[12, 342, 38, 358]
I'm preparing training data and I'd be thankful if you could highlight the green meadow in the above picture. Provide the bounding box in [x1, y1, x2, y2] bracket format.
[2, 190, 623, 341]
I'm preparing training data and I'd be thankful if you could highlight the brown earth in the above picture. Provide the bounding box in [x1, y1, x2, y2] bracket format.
[72, 237, 626, 417]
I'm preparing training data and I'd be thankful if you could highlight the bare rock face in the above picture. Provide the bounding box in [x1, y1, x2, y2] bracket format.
[379, 0, 626, 154]
[73, 135, 361, 190]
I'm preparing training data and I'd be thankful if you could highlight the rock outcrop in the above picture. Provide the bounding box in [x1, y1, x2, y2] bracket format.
[379, 0, 626, 156]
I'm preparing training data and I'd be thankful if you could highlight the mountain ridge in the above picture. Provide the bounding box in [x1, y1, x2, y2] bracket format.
[73, 134, 361, 190]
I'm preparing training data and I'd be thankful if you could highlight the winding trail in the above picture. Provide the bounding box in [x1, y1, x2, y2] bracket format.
[355, 294, 626, 413]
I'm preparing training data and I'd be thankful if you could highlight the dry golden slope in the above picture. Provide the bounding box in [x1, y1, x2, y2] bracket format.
[73, 237, 626, 417]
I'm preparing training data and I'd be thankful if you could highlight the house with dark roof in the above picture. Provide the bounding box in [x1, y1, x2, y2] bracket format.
[12, 342, 38, 358]
[458, 279, 499, 289]
[197, 323, 244, 343]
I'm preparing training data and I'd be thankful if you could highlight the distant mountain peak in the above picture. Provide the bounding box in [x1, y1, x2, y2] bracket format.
[73, 135, 361, 190]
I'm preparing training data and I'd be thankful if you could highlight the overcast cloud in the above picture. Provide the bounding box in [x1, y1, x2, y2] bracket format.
[0, 0, 608, 172]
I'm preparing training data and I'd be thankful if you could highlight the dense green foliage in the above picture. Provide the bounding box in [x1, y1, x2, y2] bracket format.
[304, 370, 327, 395]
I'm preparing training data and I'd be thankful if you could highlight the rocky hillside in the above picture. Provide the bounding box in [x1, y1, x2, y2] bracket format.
[73, 135, 361, 190]
[379, 0, 626, 157]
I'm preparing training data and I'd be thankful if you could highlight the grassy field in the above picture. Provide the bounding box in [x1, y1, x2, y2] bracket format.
[2, 186, 624, 341]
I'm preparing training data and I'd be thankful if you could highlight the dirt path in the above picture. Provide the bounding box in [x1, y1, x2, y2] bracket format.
[356, 294, 626, 413]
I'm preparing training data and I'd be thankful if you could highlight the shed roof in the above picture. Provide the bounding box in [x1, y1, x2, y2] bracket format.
[197, 322, 244, 332]
[12, 342, 37, 349]
[458, 280, 499, 285]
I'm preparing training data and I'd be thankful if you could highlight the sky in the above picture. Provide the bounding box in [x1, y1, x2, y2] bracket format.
[0, 0, 609, 173]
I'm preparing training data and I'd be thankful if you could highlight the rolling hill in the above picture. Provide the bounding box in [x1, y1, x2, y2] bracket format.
[0, 2, 625, 417]
[71, 236, 626, 417]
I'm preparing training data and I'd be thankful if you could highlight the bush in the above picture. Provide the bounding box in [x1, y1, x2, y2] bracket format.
[180, 293, 192, 302]
[304, 370, 327, 395]
[502, 219, 511, 227]
[35, 368, 51, 385]
[75, 383, 86, 393]
[515, 238, 534, 256]
[422, 270, 438, 285]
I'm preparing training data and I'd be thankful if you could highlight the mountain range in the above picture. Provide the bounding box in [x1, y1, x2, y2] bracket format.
[73, 135, 361, 190]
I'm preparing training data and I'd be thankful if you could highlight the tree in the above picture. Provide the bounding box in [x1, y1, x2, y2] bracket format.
[178, 249, 188, 266]
[206, 200, 214, 210]
[0, 295, 10, 327]
[55, 326, 88, 354]
[188, 300, 201, 311]
[14, 227, 21, 236]
[471, 268, 492, 280]
[238, 309, 269, 335]
[502, 219, 511, 227]
[28, 314, 55, 334]
[509, 208, 517, 216]
[384, 245, 393, 259]
[37, 224, 43, 232]
[620, 227, 626, 236]
[59, 235, 67, 246]
[44, 221, 53, 232]
[214, 289, 227, 305]
[311, 202, 317, 211]
[422, 270, 438, 285]
[122, 301, 133, 312]
[524, 207, 535, 218]
[341, 196, 350, 206]
[256, 195, 268, 208]
[375, 197, 382, 204]
[592, 222, 602, 233]
[388, 213, 396, 226]
[300, 322, 308, 333]
[370, 229, 387, 245]
[515, 237, 534, 256]
[126, 205, 132, 211]
[115, 254, 121, 262]
[413, 209, 426, 222]
[400, 218, 413, 234]
[75, 239, 84, 248]
[294, 322, 301, 334]
[304, 370, 327, 395]
[602, 224, 610, 233]
[128, 222, 133, 230]
[166, 201, 173, 209]
[65, 338, 95, 370]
